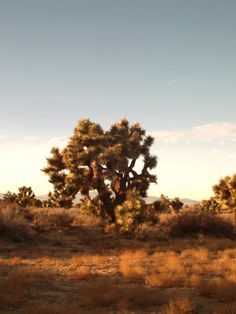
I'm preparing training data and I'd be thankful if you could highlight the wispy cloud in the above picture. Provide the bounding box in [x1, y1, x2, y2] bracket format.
[23, 136, 38, 142]
[151, 122, 236, 143]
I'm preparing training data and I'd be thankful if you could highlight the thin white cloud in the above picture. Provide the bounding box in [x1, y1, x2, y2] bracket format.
[23, 136, 38, 142]
[151, 122, 236, 143]
[168, 79, 177, 85]
[0, 135, 6, 139]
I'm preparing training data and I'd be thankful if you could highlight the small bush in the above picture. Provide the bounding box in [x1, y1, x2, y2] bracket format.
[160, 296, 197, 314]
[33, 209, 73, 230]
[163, 210, 235, 238]
[0, 203, 33, 240]
[115, 191, 158, 233]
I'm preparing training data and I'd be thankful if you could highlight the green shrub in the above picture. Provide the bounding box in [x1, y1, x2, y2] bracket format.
[114, 191, 158, 233]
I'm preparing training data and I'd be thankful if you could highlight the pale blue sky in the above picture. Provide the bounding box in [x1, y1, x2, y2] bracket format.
[0, 1, 236, 199]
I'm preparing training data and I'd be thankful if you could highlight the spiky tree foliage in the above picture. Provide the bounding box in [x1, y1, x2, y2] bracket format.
[212, 175, 236, 211]
[200, 198, 220, 212]
[3, 187, 41, 208]
[152, 194, 184, 213]
[42, 118, 157, 222]
[16, 186, 41, 207]
[170, 197, 184, 212]
[201, 174, 236, 225]
[3, 191, 18, 204]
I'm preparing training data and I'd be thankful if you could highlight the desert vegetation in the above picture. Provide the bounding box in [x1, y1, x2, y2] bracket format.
[0, 119, 235, 313]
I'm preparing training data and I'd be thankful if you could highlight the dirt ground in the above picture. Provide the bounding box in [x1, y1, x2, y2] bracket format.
[0, 221, 235, 314]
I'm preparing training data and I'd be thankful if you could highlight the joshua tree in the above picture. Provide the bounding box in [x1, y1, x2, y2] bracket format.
[42, 118, 157, 222]
[3, 186, 41, 208]
[3, 191, 18, 204]
[212, 174, 236, 224]
[201, 174, 236, 225]
[170, 197, 184, 213]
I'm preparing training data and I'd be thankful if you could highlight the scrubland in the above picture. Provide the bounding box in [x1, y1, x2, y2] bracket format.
[0, 205, 235, 313]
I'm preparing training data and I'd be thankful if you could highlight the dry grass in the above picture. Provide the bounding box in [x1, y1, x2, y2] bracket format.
[0, 207, 236, 313]
[0, 203, 33, 240]
[119, 249, 147, 279]
[212, 302, 236, 314]
[69, 266, 94, 280]
[32, 208, 73, 230]
[160, 296, 197, 314]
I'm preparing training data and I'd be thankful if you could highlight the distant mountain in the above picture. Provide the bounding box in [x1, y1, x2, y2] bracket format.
[2, 193, 197, 206]
[37, 194, 49, 201]
[145, 196, 198, 205]
[180, 198, 198, 205]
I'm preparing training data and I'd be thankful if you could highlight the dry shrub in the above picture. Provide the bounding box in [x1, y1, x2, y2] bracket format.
[163, 211, 235, 238]
[69, 266, 94, 280]
[70, 254, 109, 267]
[209, 254, 236, 277]
[222, 248, 236, 258]
[38, 257, 66, 271]
[145, 272, 184, 288]
[147, 253, 186, 288]
[120, 260, 145, 279]
[119, 249, 147, 279]
[181, 247, 209, 262]
[212, 302, 236, 314]
[186, 274, 202, 288]
[33, 208, 73, 229]
[160, 296, 197, 314]
[90, 254, 110, 265]
[135, 223, 163, 241]
[120, 249, 148, 260]
[72, 211, 102, 227]
[197, 278, 236, 302]
[0, 203, 33, 240]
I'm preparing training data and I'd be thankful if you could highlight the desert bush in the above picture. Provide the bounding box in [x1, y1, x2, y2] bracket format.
[135, 223, 162, 240]
[33, 209, 73, 230]
[160, 296, 197, 314]
[72, 211, 103, 227]
[0, 203, 33, 240]
[163, 210, 235, 238]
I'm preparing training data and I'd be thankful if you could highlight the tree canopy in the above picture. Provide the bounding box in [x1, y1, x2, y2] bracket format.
[42, 118, 157, 221]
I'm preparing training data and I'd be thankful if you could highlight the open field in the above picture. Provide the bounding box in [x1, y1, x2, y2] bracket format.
[0, 207, 235, 314]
